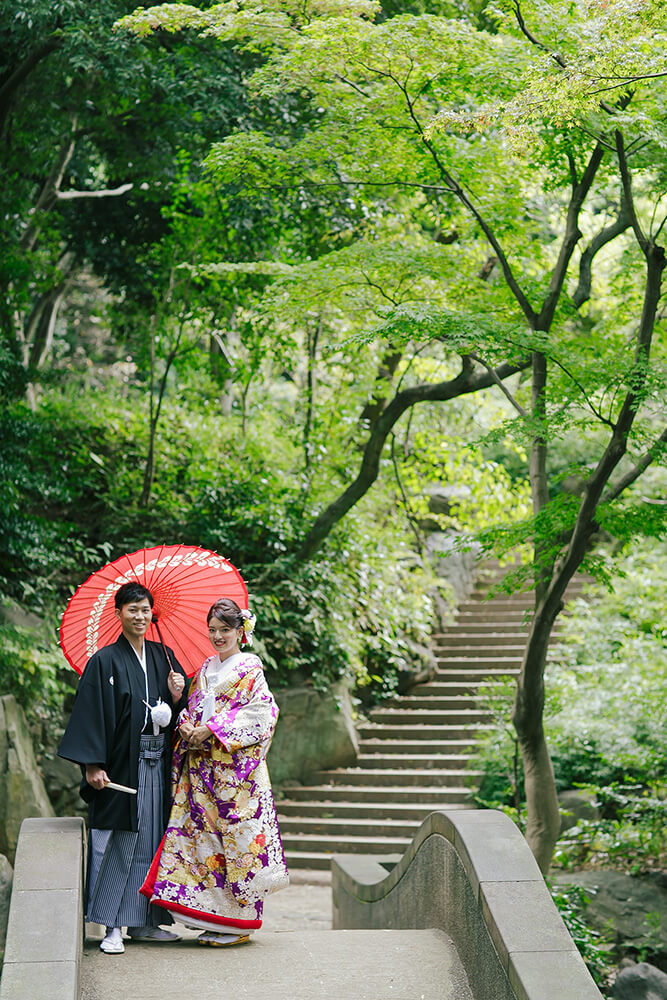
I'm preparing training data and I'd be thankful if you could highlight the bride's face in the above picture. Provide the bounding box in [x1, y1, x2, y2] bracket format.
[207, 617, 241, 659]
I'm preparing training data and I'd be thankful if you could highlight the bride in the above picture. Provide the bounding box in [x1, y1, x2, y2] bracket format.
[140, 598, 289, 946]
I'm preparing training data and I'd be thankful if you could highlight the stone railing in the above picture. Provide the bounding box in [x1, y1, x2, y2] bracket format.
[0, 817, 84, 1000]
[1, 810, 604, 1000]
[332, 809, 603, 1000]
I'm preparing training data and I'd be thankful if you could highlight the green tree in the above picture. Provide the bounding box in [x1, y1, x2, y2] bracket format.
[0, 0, 247, 400]
[121, 0, 667, 871]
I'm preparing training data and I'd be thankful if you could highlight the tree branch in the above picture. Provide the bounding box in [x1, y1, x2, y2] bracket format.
[573, 197, 631, 308]
[469, 352, 527, 416]
[390, 432, 424, 557]
[615, 130, 648, 253]
[20, 127, 77, 253]
[604, 426, 667, 503]
[0, 35, 63, 129]
[549, 355, 614, 426]
[395, 82, 538, 327]
[512, 0, 566, 67]
[295, 358, 528, 561]
[537, 143, 606, 330]
[545, 236, 665, 612]
[56, 183, 133, 200]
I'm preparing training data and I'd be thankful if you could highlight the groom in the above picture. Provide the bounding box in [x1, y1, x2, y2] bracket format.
[59, 581, 188, 954]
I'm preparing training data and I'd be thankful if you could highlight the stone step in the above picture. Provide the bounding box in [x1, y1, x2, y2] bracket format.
[386, 696, 478, 710]
[434, 635, 528, 647]
[459, 599, 536, 611]
[440, 623, 531, 635]
[434, 656, 522, 667]
[359, 739, 477, 753]
[279, 815, 422, 838]
[281, 832, 414, 854]
[408, 681, 500, 696]
[368, 708, 490, 725]
[462, 586, 584, 609]
[277, 800, 449, 821]
[452, 602, 532, 625]
[358, 723, 493, 740]
[369, 708, 489, 726]
[434, 644, 527, 656]
[309, 768, 480, 788]
[356, 754, 480, 770]
[431, 626, 561, 656]
[433, 666, 521, 679]
[283, 850, 334, 869]
[278, 784, 475, 804]
[439, 615, 532, 624]
[431, 673, 519, 685]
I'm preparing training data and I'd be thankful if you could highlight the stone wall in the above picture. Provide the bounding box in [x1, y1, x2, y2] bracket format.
[268, 680, 359, 785]
[553, 870, 667, 969]
[0, 696, 54, 864]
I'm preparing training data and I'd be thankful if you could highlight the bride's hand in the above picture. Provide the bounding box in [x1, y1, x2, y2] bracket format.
[179, 721, 195, 740]
[188, 725, 211, 747]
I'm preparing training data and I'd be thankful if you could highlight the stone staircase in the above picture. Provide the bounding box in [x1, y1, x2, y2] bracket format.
[277, 568, 581, 870]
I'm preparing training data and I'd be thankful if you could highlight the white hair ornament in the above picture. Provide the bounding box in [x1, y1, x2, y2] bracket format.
[240, 609, 257, 646]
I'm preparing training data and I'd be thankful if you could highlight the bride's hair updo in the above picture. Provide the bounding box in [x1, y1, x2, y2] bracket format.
[207, 598, 244, 629]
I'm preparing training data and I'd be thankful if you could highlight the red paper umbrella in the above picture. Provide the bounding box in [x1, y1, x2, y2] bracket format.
[60, 544, 248, 677]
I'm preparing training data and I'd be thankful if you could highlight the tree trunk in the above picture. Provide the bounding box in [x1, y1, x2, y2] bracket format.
[519, 721, 561, 875]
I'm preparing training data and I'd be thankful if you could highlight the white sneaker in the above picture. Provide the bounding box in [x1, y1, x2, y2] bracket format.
[127, 925, 181, 942]
[100, 927, 124, 954]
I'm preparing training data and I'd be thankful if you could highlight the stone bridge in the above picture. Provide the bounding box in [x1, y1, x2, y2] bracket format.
[0, 810, 602, 1000]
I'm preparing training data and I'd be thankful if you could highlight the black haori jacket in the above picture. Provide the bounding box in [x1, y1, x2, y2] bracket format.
[58, 634, 188, 832]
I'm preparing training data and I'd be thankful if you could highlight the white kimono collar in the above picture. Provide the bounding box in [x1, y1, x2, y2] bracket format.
[203, 651, 246, 691]
[199, 652, 259, 724]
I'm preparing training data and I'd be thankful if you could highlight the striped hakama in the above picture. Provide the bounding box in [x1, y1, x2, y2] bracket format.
[86, 734, 173, 929]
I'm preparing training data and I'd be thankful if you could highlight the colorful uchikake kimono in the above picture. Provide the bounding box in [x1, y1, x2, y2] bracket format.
[140, 651, 289, 932]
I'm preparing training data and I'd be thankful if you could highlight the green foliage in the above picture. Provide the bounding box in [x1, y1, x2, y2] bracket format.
[555, 783, 667, 875]
[1, 386, 436, 698]
[4, 0, 667, 903]
[0, 0, 255, 396]
[472, 674, 525, 824]
[546, 554, 667, 789]
[546, 545, 667, 872]
[0, 404, 115, 606]
[0, 613, 71, 724]
[547, 882, 616, 988]
[474, 540, 667, 871]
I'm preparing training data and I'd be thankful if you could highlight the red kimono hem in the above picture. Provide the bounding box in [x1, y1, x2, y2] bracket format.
[140, 833, 262, 930]
[147, 897, 262, 930]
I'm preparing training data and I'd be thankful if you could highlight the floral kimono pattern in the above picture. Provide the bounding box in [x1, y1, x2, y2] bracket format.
[140, 652, 289, 930]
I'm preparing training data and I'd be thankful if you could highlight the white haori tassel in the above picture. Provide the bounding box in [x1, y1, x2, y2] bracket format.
[150, 698, 172, 736]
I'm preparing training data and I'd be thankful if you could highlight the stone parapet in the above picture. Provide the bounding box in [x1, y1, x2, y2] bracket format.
[332, 809, 603, 1000]
[0, 816, 84, 1000]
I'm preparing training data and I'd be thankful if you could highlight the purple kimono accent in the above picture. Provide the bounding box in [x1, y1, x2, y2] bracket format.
[140, 652, 289, 929]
